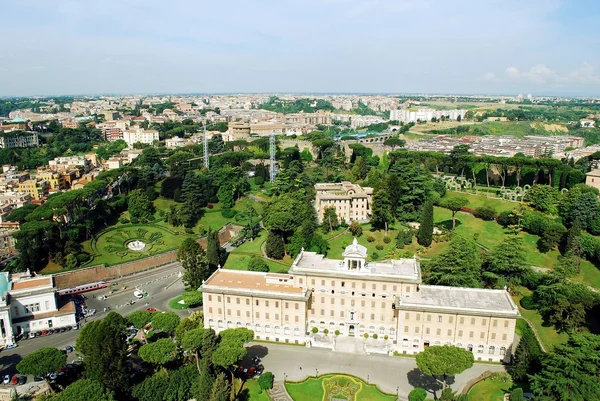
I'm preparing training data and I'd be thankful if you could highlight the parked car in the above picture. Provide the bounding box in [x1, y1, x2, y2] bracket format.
[65, 346, 73, 353]
[33, 376, 44, 382]
[48, 373, 57, 381]
[146, 308, 156, 313]
[17, 376, 26, 385]
[134, 290, 144, 299]
[10, 375, 17, 386]
[6, 344, 17, 349]
[3, 375, 9, 385]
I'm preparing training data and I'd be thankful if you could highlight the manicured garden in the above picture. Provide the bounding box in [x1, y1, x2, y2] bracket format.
[83, 224, 193, 266]
[224, 230, 292, 272]
[444, 191, 517, 214]
[285, 374, 396, 401]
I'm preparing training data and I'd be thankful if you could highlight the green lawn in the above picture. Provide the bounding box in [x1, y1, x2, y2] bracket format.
[513, 288, 568, 350]
[285, 374, 396, 401]
[168, 295, 188, 310]
[237, 378, 271, 401]
[468, 379, 512, 401]
[327, 223, 401, 261]
[444, 191, 517, 214]
[224, 230, 293, 273]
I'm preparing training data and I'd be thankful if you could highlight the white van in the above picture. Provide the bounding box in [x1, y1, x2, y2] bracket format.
[133, 290, 144, 299]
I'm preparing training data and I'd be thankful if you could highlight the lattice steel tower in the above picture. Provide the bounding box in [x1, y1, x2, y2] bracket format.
[203, 122, 209, 170]
[269, 132, 276, 182]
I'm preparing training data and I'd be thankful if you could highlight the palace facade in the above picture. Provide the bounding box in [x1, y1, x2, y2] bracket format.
[201, 239, 519, 362]
[314, 182, 373, 223]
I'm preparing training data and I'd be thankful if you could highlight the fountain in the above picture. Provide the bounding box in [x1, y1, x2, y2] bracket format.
[127, 240, 146, 251]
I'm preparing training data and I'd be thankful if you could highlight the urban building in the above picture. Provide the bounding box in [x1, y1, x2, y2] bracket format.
[201, 240, 519, 362]
[34, 171, 66, 191]
[586, 170, 600, 191]
[0, 272, 77, 346]
[389, 109, 466, 123]
[0, 222, 19, 262]
[122, 127, 159, 146]
[314, 182, 373, 223]
[165, 137, 186, 149]
[18, 180, 48, 201]
[0, 132, 39, 149]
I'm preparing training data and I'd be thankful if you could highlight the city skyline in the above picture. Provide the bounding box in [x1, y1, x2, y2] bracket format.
[1, 0, 599, 96]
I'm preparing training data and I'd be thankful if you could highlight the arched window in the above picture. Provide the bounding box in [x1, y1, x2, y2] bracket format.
[380, 327, 385, 334]
[500, 347, 506, 355]
[489, 346, 495, 354]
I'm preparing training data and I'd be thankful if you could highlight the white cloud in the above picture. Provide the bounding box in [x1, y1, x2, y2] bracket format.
[503, 63, 600, 85]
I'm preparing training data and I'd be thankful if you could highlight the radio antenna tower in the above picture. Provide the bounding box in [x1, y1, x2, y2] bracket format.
[203, 121, 209, 170]
[269, 132, 276, 183]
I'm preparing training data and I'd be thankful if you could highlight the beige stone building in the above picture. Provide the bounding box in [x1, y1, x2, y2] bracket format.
[585, 169, 600, 190]
[314, 182, 373, 223]
[202, 240, 519, 362]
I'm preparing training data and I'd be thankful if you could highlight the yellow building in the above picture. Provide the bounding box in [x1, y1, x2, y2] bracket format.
[35, 171, 66, 190]
[314, 182, 373, 223]
[18, 180, 48, 201]
[202, 239, 520, 362]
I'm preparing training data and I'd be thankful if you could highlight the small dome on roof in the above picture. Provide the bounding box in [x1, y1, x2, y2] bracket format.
[343, 238, 367, 258]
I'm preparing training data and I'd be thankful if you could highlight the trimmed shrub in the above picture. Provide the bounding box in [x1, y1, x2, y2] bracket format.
[408, 387, 427, 401]
[255, 176, 265, 186]
[120, 217, 130, 224]
[334, 330, 340, 336]
[475, 205, 496, 221]
[363, 333, 369, 338]
[376, 244, 384, 250]
[324, 329, 329, 335]
[383, 236, 391, 244]
[312, 327, 318, 334]
[372, 334, 378, 339]
[221, 209, 237, 218]
[384, 335, 388, 340]
[366, 236, 375, 242]
[371, 251, 380, 260]
[520, 295, 536, 310]
[349, 221, 363, 237]
[497, 210, 517, 227]
[489, 371, 513, 383]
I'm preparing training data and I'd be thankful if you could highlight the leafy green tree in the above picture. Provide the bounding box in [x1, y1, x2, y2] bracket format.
[538, 222, 566, 252]
[75, 315, 129, 394]
[530, 333, 600, 401]
[209, 373, 230, 401]
[567, 191, 600, 230]
[138, 339, 177, 374]
[416, 345, 474, 390]
[257, 372, 274, 393]
[56, 379, 114, 401]
[533, 282, 597, 332]
[128, 310, 152, 329]
[371, 180, 395, 231]
[408, 387, 427, 401]
[191, 361, 215, 401]
[128, 189, 155, 221]
[265, 232, 285, 259]
[151, 312, 181, 337]
[211, 328, 254, 398]
[205, 228, 221, 270]
[175, 317, 200, 346]
[439, 196, 469, 230]
[384, 137, 406, 150]
[321, 206, 340, 233]
[509, 388, 525, 401]
[484, 236, 528, 287]
[131, 365, 198, 401]
[263, 194, 316, 239]
[565, 218, 582, 273]
[426, 235, 482, 288]
[510, 323, 542, 382]
[349, 221, 363, 237]
[182, 328, 211, 373]
[16, 347, 66, 377]
[351, 156, 368, 180]
[178, 238, 211, 290]
[248, 256, 269, 272]
[182, 290, 203, 307]
[524, 185, 559, 214]
[417, 201, 433, 247]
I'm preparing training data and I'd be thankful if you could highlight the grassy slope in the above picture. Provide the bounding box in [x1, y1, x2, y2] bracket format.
[444, 191, 517, 214]
[468, 379, 512, 401]
[285, 375, 395, 401]
[224, 230, 292, 272]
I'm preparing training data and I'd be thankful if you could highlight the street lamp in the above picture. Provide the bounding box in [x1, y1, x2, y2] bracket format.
[315, 368, 319, 378]
[396, 386, 399, 396]
[367, 375, 370, 384]
[284, 372, 287, 382]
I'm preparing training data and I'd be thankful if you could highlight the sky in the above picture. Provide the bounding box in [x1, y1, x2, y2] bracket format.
[1, 0, 600, 97]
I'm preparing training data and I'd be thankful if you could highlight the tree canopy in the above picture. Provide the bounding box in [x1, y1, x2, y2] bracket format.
[16, 347, 66, 377]
[416, 345, 474, 389]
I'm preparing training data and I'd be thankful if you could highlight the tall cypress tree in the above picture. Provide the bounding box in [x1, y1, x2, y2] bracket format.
[417, 201, 434, 247]
[206, 228, 221, 270]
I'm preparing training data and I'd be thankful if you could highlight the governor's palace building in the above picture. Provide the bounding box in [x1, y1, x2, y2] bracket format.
[201, 239, 519, 362]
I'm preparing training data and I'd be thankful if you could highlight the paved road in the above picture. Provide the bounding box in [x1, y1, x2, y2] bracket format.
[0, 263, 192, 377]
[246, 343, 506, 398]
